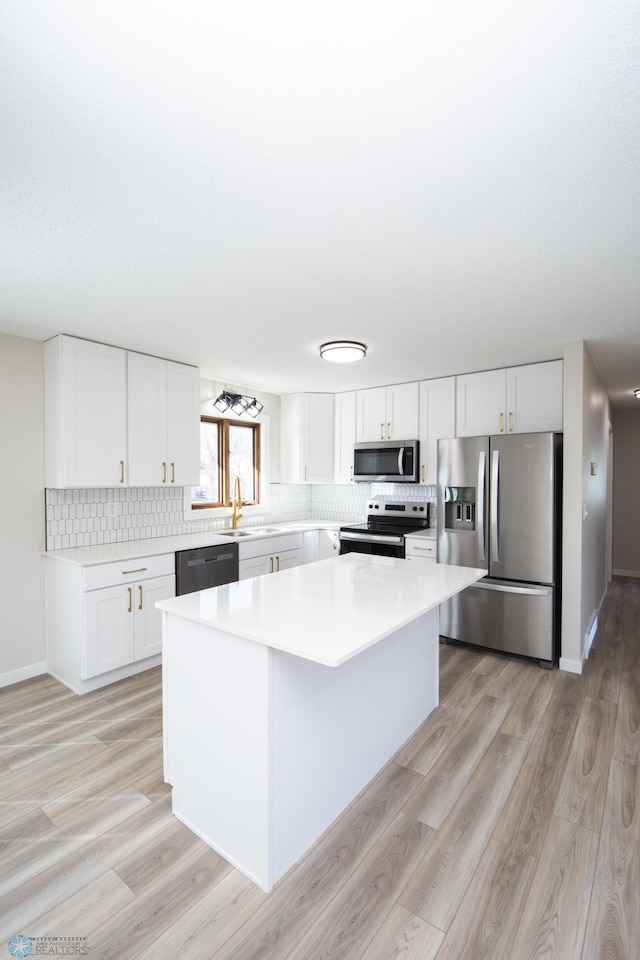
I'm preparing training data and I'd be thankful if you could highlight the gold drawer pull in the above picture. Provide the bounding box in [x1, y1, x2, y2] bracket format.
[122, 567, 148, 575]
[127, 587, 132, 613]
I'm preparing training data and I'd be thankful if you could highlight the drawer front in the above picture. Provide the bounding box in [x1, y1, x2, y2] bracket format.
[238, 534, 303, 561]
[83, 553, 175, 591]
[404, 539, 437, 561]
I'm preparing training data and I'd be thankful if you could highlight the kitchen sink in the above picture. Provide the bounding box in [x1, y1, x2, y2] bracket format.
[222, 526, 283, 538]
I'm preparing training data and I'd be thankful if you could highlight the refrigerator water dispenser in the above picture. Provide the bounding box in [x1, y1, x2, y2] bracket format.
[444, 487, 476, 531]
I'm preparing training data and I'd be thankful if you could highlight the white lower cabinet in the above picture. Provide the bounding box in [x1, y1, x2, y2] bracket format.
[46, 552, 175, 694]
[238, 534, 303, 580]
[303, 529, 340, 564]
[84, 572, 175, 677]
[404, 535, 437, 563]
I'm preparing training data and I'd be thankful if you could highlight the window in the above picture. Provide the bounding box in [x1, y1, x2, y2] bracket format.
[192, 416, 260, 509]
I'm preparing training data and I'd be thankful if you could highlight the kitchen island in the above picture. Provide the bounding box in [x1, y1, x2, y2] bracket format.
[158, 554, 486, 891]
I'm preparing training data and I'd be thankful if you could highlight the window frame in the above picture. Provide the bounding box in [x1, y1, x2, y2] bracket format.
[191, 415, 261, 511]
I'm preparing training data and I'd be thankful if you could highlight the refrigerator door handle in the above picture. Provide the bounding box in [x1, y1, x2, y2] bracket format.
[472, 581, 551, 597]
[477, 450, 487, 563]
[491, 449, 500, 562]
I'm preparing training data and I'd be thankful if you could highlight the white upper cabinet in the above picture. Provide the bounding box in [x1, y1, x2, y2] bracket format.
[456, 361, 562, 436]
[45, 335, 128, 488]
[45, 334, 200, 488]
[356, 382, 419, 442]
[456, 368, 507, 437]
[418, 377, 456, 485]
[506, 361, 563, 434]
[334, 391, 356, 483]
[280, 393, 334, 483]
[128, 353, 200, 486]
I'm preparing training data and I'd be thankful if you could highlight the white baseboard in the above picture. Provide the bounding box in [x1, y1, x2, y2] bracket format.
[612, 568, 640, 578]
[584, 612, 599, 660]
[559, 657, 583, 674]
[0, 661, 47, 688]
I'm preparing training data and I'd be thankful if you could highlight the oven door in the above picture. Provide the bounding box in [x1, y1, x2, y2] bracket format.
[339, 532, 405, 559]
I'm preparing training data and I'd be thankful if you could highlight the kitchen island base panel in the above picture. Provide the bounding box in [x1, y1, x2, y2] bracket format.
[162, 608, 439, 892]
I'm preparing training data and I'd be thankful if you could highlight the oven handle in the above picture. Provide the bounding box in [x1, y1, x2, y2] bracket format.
[339, 531, 405, 546]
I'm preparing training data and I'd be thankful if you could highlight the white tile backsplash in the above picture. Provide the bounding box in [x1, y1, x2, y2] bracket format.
[45, 483, 436, 550]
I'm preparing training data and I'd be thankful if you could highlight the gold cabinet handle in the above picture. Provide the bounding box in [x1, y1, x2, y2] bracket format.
[138, 585, 143, 610]
[275, 555, 280, 572]
[380, 423, 384, 440]
[499, 412, 504, 433]
[127, 586, 132, 613]
[508, 411, 513, 432]
[421, 465, 425, 483]
[162, 462, 167, 483]
[122, 567, 148, 575]
[304, 465, 308, 482]
[387, 422, 391, 440]
[119, 460, 125, 484]
[170, 462, 175, 483]
[412, 545, 434, 552]
[349, 466, 353, 481]
[269, 556, 274, 574]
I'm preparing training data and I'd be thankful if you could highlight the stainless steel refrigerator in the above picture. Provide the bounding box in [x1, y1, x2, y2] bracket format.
[437, 432, 562, 666]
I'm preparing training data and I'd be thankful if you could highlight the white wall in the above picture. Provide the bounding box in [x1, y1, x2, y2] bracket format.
[612, 409, 640, 575]
[0, 334, 46, 684]
[560, 341, 611, 672]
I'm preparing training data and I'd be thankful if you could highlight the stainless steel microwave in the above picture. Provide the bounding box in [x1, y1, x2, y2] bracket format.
[352, 440, 420, 483]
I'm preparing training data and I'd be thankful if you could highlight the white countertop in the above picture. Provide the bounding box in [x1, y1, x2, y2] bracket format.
[157, 554, 486, 667]
[43, 520, 346, 567]
[404, 528, 437, 541]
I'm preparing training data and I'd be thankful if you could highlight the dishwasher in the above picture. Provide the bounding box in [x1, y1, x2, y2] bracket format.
[175, 543, 239, 595]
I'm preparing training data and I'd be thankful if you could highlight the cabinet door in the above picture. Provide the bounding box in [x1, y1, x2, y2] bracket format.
[84, 585, 134, 678]
[418, 377, 456, 484]
[239, 556, 273, 580]
[134, 574, 175, 661]
[167, 361, 201, 485]
[305, 394, 334, 482]
[46, 336, 127, 487]
[506, 361, 563, 433]
[334, 391, 356, 482]
[280, 393, 334, 483]
[387, 382, 419, 439]
[271, 548, 303, 572]
[128, 353, 168, 486]
[318, 530, 339, 559]
[356, 387, 387, 441]
[456, 369, 507, 437]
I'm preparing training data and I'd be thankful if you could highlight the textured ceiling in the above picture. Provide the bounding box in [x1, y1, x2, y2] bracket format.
[1, 2, 639, 406]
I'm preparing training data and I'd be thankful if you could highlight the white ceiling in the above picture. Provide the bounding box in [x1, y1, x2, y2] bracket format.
[2, 2, 639, 406]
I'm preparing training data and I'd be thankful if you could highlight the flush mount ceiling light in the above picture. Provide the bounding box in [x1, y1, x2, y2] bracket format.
[213, 392, 263, 418]
[319, 340, 367, 363]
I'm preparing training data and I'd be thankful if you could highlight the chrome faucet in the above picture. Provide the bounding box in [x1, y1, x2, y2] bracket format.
[232, 476, 243, 529]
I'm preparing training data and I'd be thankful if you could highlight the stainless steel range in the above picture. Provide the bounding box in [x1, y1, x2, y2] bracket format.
[339, 498, 431, 558]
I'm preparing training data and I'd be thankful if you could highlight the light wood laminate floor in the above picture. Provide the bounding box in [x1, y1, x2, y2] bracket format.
[1, 576, 638, 959]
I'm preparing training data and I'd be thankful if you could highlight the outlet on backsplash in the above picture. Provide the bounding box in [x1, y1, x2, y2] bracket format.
[104, 502, 120, 517]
